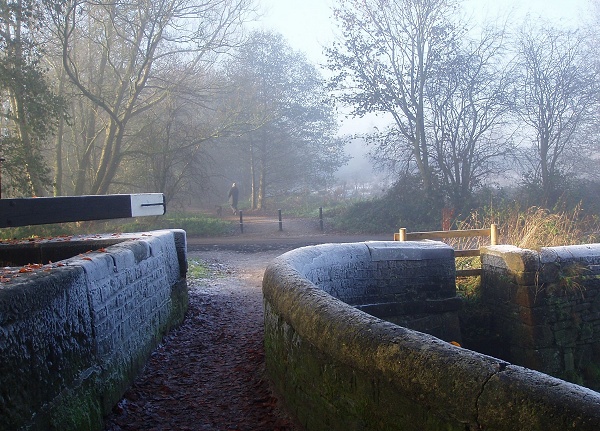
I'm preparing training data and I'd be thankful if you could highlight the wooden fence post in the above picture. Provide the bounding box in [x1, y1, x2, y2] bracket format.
[278, 209, 283, 231]
[319, 207, 323, 231]
[490, 224, 498, 245]
[399, 228, 407, 241]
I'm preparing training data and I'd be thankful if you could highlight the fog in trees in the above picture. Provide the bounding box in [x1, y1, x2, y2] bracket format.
[326, 0, 600, 214]
[1, 0, 599, 217]
[512, 22, 600, 208]
[53, 0, 255, 199]
[0, 0, 66, 196]
[215, 30, 347, 210]
[1, 0, 349, 208]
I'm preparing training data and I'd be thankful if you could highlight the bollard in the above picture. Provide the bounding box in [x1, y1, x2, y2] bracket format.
[399, 227, 406, 241]
[319, 207, 323, 231]
[239, 210, 244, 233]
[278, 209, 283, 231]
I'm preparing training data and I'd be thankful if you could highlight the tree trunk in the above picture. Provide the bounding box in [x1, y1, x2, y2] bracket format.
[10, 95, 46, 196]
[250, 140, 257, 209]
[5, 2, 46, 197]
[73, 15, 109, 195]
[258, 166, 266, 210]
[53, 68, 68, 196]
[539, 132, 552, 206]
[257, 141, 267, 210]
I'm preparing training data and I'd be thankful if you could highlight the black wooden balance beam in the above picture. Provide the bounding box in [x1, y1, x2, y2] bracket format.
[0, 193, 165, 228]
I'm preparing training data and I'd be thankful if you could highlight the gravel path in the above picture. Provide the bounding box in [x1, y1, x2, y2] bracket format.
[103, 248, 302, 431]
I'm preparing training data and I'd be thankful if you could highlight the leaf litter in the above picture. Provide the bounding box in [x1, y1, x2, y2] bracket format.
[104, 249, 301, 431]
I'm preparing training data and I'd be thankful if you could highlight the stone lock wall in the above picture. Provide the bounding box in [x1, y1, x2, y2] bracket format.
[480, 244, 600, 387]
[263, 241, 600, 431]
[282, 241, 461, 342]
[0, 229, 188, 431]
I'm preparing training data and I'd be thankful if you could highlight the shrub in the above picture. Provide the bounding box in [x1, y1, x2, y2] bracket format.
[332, 175, 445, 234]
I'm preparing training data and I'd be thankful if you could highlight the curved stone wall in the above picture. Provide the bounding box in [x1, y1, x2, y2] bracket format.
[263, 241, 600, 431]
[0, 229, 188, 431]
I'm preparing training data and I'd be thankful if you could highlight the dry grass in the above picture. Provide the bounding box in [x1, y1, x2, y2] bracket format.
[447, 205, 599, 297]
[449, 205, 600, 250]
[500, 206, 599, 249]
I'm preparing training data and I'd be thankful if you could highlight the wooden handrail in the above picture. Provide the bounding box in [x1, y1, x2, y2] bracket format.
[403, 228, 490, 240]
[394, 224, 498, 278]
[396, 224, 497, 244]
[454, 249, 480, 258]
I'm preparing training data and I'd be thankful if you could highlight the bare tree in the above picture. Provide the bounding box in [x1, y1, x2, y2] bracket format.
[225, 31, 346, 210]
[514, 23, 600, 207]
[327, 0, 516, 211]
[427, 26, 515, 211]
[56, 0, 254, 195]
[327, 0, 463, 192]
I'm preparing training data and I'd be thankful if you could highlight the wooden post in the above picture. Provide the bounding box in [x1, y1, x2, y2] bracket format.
[319, 207, 323, 231]
[239, 210, 244, 233]
[490, 223, 498, 245]
[0, 157, 5, 199]
[278, 209, 283, 231]
[399, 228, 407, 241]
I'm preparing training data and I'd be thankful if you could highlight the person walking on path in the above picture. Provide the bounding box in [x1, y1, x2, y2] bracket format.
[228, 182, 239, 215]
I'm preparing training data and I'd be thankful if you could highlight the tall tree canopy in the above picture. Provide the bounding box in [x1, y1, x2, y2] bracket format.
[514, 23, 600, 207]
[0, 0, 65, 196]
[224, 31, 347, 209]
[327, 0, 514, 211]
[55, 0, 253, 195]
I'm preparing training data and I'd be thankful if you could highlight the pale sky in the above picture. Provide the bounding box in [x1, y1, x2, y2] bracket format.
[255, 0, 592, 67]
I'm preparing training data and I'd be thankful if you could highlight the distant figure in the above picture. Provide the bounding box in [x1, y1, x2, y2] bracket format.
[228, 182, 239, 215]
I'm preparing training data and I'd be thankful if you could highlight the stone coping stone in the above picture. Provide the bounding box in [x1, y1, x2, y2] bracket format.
[0, 229, 187, 277]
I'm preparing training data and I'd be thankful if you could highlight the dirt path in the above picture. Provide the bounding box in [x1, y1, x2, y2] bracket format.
[103, 216, 387, 431]
[103, 249, 302, 431]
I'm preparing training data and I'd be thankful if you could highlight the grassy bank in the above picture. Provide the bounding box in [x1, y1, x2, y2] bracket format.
[0, 212, 233, 241]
